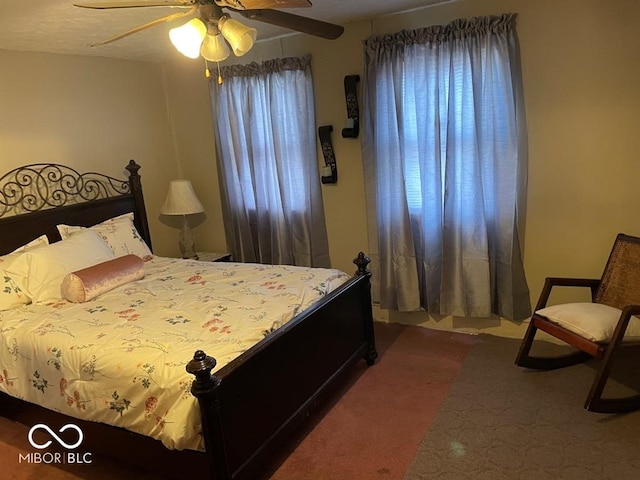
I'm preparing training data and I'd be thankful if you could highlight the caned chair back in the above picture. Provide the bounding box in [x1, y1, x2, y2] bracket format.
[595, 234, 640, 310]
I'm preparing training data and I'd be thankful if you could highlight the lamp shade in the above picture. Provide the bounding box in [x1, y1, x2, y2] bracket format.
[169, 18, 207, 59]
[160, 180, 205, 216]
[200, 32, 231, 62]
[218, 16, 257, 56]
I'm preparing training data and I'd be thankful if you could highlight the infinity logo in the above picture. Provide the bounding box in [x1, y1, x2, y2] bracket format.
[28, 424, 84, 450]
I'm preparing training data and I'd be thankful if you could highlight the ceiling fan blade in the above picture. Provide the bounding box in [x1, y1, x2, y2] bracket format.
[238, 9, 343, 40]
[74, 1, 194, 9]
[90, 5, 198, 46]
[218, 0, 311, 9]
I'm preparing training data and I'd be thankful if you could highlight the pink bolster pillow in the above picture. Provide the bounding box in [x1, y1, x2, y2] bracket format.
[61, 254, 145, 303]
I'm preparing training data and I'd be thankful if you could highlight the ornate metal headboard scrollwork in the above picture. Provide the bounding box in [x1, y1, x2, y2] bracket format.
[0, 164, 129, 217]
[0, 160, 151, 255]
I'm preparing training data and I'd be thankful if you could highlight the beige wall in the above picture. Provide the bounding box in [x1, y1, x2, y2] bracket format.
[2, 0, 639, 333]
[159, 58, 228, 255]
[0, 49, 180, 255]
[161, 0, 640, 333]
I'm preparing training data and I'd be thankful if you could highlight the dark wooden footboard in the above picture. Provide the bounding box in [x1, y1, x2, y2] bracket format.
[188, 253, 378, 480]
[0, 255, 376, 480]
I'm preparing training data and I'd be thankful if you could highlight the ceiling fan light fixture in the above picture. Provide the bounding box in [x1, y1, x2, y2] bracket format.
[200, 32, 231, 62]
[169, 18, 207, 59]
[218, 16, 257, 57]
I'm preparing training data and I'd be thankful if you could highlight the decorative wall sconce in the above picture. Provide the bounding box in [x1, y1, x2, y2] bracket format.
[342, 75, 360, 138]
[318, 125, 337, 184]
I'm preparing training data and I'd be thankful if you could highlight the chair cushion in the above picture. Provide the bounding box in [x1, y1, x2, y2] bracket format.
[536, 302, 640, 343]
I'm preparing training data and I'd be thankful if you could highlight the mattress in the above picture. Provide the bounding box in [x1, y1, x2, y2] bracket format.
[0, 256, 350, 451]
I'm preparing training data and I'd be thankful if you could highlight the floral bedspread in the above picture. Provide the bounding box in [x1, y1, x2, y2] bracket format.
[0, 256, 350, 451]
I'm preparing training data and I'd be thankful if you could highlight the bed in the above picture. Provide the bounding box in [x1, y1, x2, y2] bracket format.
[0, 161, 377, 479]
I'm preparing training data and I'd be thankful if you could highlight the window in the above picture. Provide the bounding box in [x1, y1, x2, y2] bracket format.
[210, 55, 330, 268]
[361, 15, 531, 321]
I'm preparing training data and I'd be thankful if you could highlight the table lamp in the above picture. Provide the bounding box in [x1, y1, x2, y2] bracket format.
[160, 180, 205, 259]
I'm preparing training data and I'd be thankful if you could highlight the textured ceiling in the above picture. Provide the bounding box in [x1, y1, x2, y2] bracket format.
[0, 0, 453, 63]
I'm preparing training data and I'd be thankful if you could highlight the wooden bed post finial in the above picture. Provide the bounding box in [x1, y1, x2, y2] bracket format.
[186, 350, 231, 480]
[124, 160, 152, 253]
[186, 350, 219, 392]
[353, 251, 377, 365]
[125, 159, 141, 177]
[353, 252, 371, 276]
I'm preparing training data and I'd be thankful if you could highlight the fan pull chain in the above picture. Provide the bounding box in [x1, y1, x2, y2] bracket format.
[216, 62, 223, 85]
[203, 60, 223, 84]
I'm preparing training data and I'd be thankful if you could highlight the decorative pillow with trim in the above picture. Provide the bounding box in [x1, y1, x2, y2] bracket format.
[536, 302, 640, 342]
[57, 212, 152, 261]
[0, 235, 49, 311]
[5, 229, 115, 303]
[62, 254, 145, 303]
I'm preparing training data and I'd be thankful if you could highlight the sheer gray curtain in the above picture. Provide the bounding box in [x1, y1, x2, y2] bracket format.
[210, 55, 330, 267]
[362, 14, 530, 320]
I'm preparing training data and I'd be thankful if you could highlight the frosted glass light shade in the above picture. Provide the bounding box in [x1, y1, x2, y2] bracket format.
[169, 18, 207, 59]
[219, 16, 256, 56]
[160, 180, 205, 215]
[200, 33, 231, 62]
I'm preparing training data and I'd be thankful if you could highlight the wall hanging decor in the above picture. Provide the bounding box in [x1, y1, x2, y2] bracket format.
[342, 75, 360, 138]
[318, 125, 337, 184]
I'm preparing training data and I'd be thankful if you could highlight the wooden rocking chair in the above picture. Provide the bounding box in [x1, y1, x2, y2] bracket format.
[515, 233, 640, 413]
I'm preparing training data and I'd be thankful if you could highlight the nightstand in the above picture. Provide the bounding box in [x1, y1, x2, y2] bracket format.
[196, 252, 233, 262]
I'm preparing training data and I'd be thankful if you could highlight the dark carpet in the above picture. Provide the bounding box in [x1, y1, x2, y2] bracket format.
[404, 335, 640, 480]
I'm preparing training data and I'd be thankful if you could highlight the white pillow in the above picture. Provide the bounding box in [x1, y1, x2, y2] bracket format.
[536, 302, 640, 342]
[57, 212, 152, 261]
[0, 235, 49, 310]
[5, 229, 115, 303]
[2, 235, 50, 255]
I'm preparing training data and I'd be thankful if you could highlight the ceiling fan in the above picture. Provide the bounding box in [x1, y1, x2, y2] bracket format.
[73, 0, 344, 60]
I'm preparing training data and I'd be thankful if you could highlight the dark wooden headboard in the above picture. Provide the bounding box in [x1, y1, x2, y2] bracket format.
[0, 160, 151, 255]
